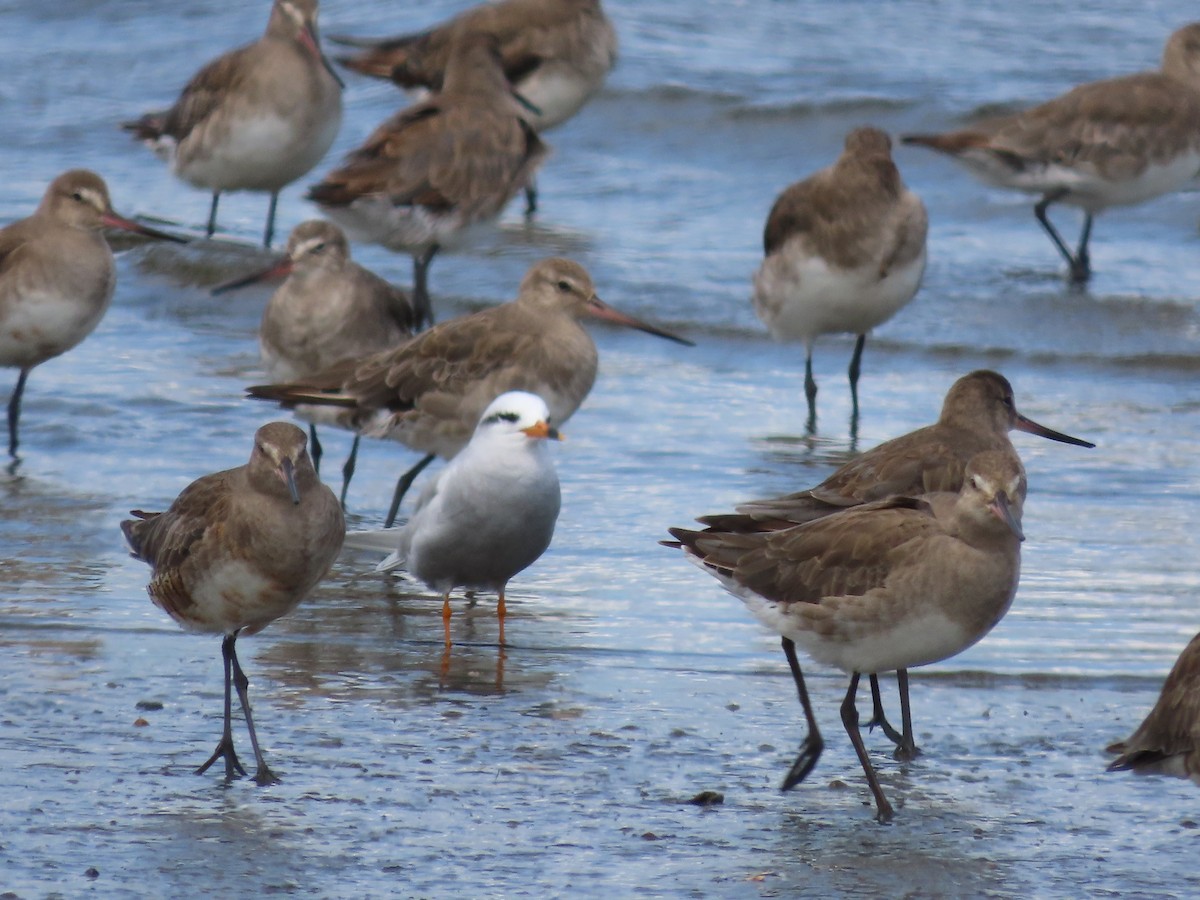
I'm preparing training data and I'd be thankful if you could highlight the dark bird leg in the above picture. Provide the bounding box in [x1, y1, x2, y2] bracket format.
[866, 673, 904, 746]
[263, 191, 280, 249]
[339, 435, 361, 509]
[7, 367, 29, 458]
[803, 348, 818, 436]
[893, 668, 921, 761]
[1034, 191, 1091, 284]
[206, 192, 221, 238]
[840, 672, 894, 823]
[195, 633, 249, 781]
[227, 632, 280, 786]
[848, 333, 865, 441]
[866, 671, 921, 760]
[1073, 213, 1094, 284]
[384, 452, 436, 528]
[411, 245, 440, 330]
[308, 425, 323, 476]
[524, 176, 538, 218]
[780, 637, 824, 790]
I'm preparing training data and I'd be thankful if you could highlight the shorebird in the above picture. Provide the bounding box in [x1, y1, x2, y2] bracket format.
[902, 22, 1200, 283]
[1, 170, 185, 460]
[669, 450, 1026, 822]
[246, 257, 691, 527]
[344, 391, 561, 647]
[121, 422, 345, 785]
[1107, 630, 1200, 783]
[212, 220, 414, 504]
[307, 31, 549, 328]
[693, 369, 1093, 758]
[123, 0, 344, 248]
[753, 126, 927, 433]
[711, 370, 1094, 531]
[329, 0, 618, 214]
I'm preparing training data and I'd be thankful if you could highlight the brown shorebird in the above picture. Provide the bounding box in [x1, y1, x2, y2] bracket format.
[753, 127, 928, 434]
[903, 22, 1200, 283]
[669, 450, 1026, 822]
[212, 219, 414, 503]
[694, 369, 1093, 758]
[123, 0, 344, 248]
[345, 391, 561, 648]
[308, 31, 549, 328]
[329, 0, 617, 214]
[247, 257, 691, 526]
[121, 422, 345, 785]
[1107, 631, 1200, 783]
[713, 370, 1094, 531]
[1, 170, 185, 461]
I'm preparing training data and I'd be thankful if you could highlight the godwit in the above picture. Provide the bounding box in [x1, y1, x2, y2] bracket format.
[903, 23, 1200, 283]
[212, 219, 414, 504]
[122, 422, 344, 785]
[246, 257, 691, 526]
[123, 0, 344, 248]
[330, 0, 617, 214]
[307, 32, 548, 328]
[1, 170, 185, 460]
[669, 451, 1026, 822]
[753, 127, 927, 433]
[692, 369, 1092, 759]
[1107, 630, 1200, 783]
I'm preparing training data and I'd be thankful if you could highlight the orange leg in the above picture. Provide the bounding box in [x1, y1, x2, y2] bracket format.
[497, 590, 507, 646]
[441, 593, 452, 648]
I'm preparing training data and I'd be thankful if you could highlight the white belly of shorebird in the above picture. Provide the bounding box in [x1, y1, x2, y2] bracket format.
[177, 108, 342, 193]
[321, 199, 483, 255]
[738, 586, 977, 674]
[179, 559, 295, 635]
[960, 146, 1200, 211]
[517, 64, 599, 131]
[753, 247, 925, 343]
[0, 286, 112, 368]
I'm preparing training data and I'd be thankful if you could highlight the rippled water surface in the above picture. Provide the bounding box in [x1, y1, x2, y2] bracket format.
[4, 1, 1200, 896]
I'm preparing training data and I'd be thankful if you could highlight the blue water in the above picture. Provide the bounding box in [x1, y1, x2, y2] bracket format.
[3, 0, 1200, 896]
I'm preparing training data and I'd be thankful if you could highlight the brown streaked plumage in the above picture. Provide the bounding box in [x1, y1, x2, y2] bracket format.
[247, 257, 691, 526]
[123, 0, 344, 248]
[708, 370, 1093, 533]
[694, 369, 1091, 760]
[902, 23, 1200, 283]
[308, 31, 549, 328]
[332, 0, 615, 132]
[212, 220, 415, 504]
[1, 170, 185, 460]
[1107, 631, 1200, 783]
[330, 0, 616, 213]
[669, 451, 1026, 822]
[753, 127, 928, 433]
[121, 422, 345, 785]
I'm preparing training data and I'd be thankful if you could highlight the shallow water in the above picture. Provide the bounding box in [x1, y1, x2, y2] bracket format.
[4, 0, 1200, 896]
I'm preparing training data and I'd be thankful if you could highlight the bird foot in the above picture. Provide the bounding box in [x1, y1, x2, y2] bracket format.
[195, 736, 248, 781]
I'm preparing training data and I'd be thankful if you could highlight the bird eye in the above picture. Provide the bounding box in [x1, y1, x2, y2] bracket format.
[312, 242, 326, 253]
[71, 191, 84, 202]
[556, 280, 571, 292]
